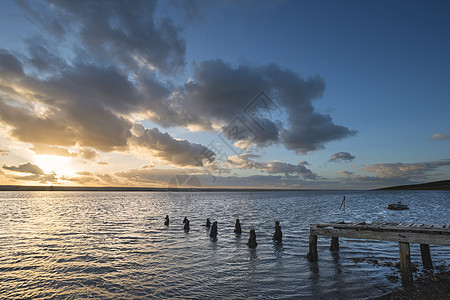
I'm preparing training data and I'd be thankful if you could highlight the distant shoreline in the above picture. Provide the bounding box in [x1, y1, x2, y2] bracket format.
[0, 180, 448, 192]
[0, 185, 338, 192]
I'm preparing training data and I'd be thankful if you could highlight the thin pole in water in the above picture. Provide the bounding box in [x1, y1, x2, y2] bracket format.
[339, 196, 346, 211]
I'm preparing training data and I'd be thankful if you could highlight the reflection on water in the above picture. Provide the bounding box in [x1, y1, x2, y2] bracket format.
[0, 190, 448, 298]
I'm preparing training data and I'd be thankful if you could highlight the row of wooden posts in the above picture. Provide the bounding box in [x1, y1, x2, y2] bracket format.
[164, 215, 282, 248]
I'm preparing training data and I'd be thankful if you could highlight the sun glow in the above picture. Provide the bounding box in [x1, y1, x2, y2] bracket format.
[34, 155, 75, 177]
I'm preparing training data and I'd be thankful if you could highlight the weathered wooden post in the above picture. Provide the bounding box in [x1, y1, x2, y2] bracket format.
[234, 218, 242, 234]
[164, 215, 169, 226]
[247, 229, 258, 248]
[420, 243, 433, 269]
[272, 220, 282, 242]
[183, 218, 190, 231]
[205, 218, 211, 228]
[183, 217, 188, 224]
[330, 237, 339, 252]
[398, 242, 413, 288]
[307, 233, 318, 262]
[210, 221, 218, 238]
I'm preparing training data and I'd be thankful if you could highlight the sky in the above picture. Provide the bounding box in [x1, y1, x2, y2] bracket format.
[0, 0, 449, 189]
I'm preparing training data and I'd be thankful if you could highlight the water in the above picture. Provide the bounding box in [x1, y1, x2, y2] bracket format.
[0, 190, 448, 299]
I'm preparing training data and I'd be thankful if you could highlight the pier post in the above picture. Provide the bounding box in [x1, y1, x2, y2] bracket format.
[247, 229, 258, 248]
[420, 243, 433, 269]
[398, 242, 413, 288]
[330, 237, 339, 252]
[307, 234, 318, 262]
[183, 219, 190, 231]
[234, 219, 242, 234]
[272, 220, 282, 242]
[164, 215, 169, 226]
[210, 221, 218, 238]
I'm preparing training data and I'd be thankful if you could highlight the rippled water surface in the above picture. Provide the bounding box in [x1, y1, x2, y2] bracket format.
[0, 190, 449, 299]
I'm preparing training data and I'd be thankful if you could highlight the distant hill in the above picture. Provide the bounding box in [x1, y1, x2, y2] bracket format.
[377, 180, 450, 191]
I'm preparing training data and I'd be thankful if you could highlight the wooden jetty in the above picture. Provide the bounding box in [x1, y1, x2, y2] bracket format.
[307, 222, 450, 287]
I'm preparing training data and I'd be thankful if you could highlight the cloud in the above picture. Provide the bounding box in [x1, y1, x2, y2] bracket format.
[0, 96, 78, 147]
[129, 123, 215, 167]
[0, 147, 8, 156]
[115, 166, 307, 188]
[176, 60, 356, 152]
[3, 162, 45, 175]
[97, 161, 109, 166]
[0, 50, 24, 78]
[79, 149, 99, 160]
[12, 173, 58, 183]
[226, 153, 266, 169]
[430, 133, 450, 141]
[362, 160, 450, 179]
[76, 171, 92, 176]
[265, 161, 316, 179]
[0, 0, 356, 181]
[115, 167, 197, 186]
[2, 162, 60, 184]
[329, 152, 355, 162]
[30, 145, 77, 157]
[227, 154, 316, 179]
[17, 0, 186, 74]
[63, 174, 101, 186]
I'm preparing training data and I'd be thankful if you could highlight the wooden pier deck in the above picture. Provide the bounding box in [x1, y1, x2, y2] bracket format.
[307, 222, 450, 287]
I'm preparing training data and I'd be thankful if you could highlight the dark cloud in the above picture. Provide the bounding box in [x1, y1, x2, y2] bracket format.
[0, 50, 24, 79]
[265, 161, 317, 179]
[17, 0, 186, 74]
[3, 162, 45, 175]
[177, 60, 356, 152]
[329, 152, 355, 162]
[130, 123, 215, 167]
[2, 162, 58, 183]
[0, 97, 77, 146]
[24, 38, 66, 74]
[430, 133, 450, 141]
[30, 145, 77, 157]
[227, 154, 317, 179]
[79, 149, 99, 161]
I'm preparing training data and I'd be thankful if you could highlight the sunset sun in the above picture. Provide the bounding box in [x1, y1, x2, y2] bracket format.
[34, 155, 75, 177]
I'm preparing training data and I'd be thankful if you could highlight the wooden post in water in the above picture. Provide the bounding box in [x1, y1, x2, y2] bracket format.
[398, 242, 413, 288]
[330, 237, 339, 252]
[420, 243, 433, 269]
[247, 229, 258, 248]
[307, 233, 318, 262]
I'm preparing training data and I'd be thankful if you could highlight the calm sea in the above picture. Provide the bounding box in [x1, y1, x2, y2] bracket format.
[0, 190, 449, 299]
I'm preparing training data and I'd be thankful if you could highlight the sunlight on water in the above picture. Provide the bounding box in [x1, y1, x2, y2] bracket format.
[0, 191, 448, 298]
